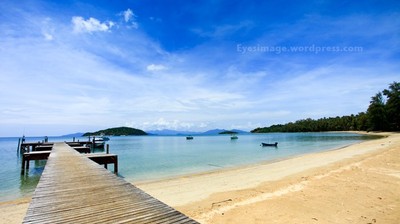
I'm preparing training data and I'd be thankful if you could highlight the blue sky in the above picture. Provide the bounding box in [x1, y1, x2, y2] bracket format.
[0, 0, 399, 136]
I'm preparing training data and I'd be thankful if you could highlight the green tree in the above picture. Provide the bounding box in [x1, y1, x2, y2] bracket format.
[356, 112, 368, 131]
[383, 82, 400, 131]
[367, 92, 387, 131]
[251, 81, 398, 133]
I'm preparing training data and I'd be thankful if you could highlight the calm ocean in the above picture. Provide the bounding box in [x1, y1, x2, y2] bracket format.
[0, 132, 378, 202]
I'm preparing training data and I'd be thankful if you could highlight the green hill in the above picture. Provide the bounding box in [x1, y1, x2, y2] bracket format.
[83, 127, 147, 136]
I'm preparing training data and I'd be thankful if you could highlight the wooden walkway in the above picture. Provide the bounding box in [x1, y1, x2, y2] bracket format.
[23, 143, 198, 224]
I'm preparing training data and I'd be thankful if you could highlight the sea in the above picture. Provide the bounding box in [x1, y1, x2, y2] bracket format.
[0, 132, 379, 202]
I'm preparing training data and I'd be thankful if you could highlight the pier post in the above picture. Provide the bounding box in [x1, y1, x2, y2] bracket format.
[21, 156, 25, 175]
[105, 144, 109, 169]
[92, 137, 95, 153]
[17, 138, 21, 154]
[114, 157, 118, 174]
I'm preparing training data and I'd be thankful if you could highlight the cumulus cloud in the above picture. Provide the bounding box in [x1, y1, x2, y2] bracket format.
[71, 9, 139, 34]
[123, 9, 134, 22]
[72, 16, 114, 33]
[121, 8, 138, 29]
[146, 64, 167, 71]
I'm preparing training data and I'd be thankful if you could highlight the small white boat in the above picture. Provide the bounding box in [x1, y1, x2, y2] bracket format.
[92, 136, 110, 148]
[101, 136, 110, 141]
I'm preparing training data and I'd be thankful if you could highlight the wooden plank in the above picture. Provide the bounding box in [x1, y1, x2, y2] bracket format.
[23, 142, 198, 224]
[66, 142, 84, 146]
[34, 145, 53, 151]
[72, 146, 91, 153]
[20, 142, 54, 153]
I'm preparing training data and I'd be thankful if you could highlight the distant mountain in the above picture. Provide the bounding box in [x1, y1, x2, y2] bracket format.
[146, 129, 201, 136]
[204, 129, 249, 135]
[83, 127, 147, 136]
[146, 128, 249, 136]
[201, 129, 227, 135]
[61, 132, 85, 137]
[219, 131, 238, 135]
[230, 129, 249, 134]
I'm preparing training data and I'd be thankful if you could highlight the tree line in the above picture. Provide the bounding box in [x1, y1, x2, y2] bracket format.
[251, 81, 400, 133]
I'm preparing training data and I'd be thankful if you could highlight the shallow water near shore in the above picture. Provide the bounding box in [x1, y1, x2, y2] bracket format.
[0, 132, 379, 202]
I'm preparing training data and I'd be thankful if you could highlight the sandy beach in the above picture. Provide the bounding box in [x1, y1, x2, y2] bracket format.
[1, 132, 399, 224]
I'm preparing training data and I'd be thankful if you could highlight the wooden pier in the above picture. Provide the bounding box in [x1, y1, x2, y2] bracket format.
[23, 142, 198, 223]
[72, 146, 91, 153]
[20, 141, 92, 153]
[20, 142, 53, 153]
[21, 151, 51, 174]
[20, 142, 114, 175]
[86, 153, 118, 174]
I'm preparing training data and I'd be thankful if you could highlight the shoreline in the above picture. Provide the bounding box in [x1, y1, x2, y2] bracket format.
[1, 132, 398, 223]
[133, 131, 384, 186]
[136, 131, 399, 223]
[135, 132, 391, 207]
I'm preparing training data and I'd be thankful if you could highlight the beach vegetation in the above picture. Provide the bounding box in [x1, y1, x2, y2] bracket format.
[367, 92, 388, 131]
[252, 81, 400, 133]
[382, 82, 400, 131]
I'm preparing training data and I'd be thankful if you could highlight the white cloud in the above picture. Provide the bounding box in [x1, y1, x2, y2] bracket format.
[121, 9, 138, 29]
[123, 9, 134, 22]
[1, 4, 399, 136]
[147, 64, 167, 71]
[72, 16, 114, 33]
[43, 32, 53, 40]
[41, 18, 55, 41]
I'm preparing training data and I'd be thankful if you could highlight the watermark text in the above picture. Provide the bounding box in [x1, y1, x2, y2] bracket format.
[236, 44, 363, 54]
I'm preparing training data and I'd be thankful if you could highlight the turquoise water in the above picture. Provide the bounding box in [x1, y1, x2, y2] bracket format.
[0, 132, 378, 202]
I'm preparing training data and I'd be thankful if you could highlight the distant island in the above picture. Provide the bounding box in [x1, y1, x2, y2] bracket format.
[219, 131, 238, 135]
[83, 127, 147, 136]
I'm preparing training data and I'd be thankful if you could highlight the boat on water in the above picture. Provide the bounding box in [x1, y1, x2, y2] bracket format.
[261, 142, 278, 147]
[92, 136, 110, 148]
[186, 136, 194, 140]
[101, 136, 110, 141]
[231, 135, 238, 140]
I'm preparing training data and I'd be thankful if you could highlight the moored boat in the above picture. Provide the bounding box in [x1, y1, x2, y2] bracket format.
[186, 136, 194, 140]
[101, 136, 110, 141]
[261, 142, 278, 147]
[92, 136, 110, 148]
